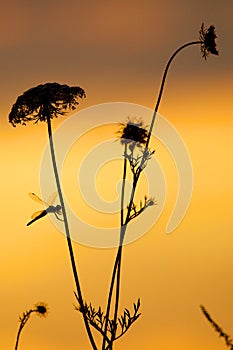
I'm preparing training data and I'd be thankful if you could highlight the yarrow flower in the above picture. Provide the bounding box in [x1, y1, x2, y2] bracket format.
[9, 82, 86, 126]
[199, 23, 219, 59]
[118, 117, 148, 146]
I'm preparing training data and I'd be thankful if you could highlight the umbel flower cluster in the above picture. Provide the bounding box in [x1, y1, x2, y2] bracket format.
[9, 82, 86, 126]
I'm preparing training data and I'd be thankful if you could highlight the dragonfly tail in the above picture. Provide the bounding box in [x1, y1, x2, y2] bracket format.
[26, 210, 47, 226]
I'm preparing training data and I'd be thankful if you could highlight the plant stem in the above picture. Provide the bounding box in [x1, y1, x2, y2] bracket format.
[111, 145, 128, 340]
[15, 310, 33, 350]
[146, 40, 201, 148]
[111, 238, 123, 342]
[120, 144, 128, 227]
[46, 116, 98, 350]
[102, 247, 121, 350]
[102, 166, 139, 350]
[110, 175, 139, 346]
[103, 39, 202, 349]
[102, 145, 128, 350]
[200, 305, 233, 349]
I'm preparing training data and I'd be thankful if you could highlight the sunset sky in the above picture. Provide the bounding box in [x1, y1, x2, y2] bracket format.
[0, 1, 233, 350]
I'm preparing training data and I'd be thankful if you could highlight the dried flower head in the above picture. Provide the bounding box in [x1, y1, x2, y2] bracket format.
[199, 23, 219, 59]
[34, 302, 48, 318]
[118, 117, 148, 146]
[9, 82, 86, 127]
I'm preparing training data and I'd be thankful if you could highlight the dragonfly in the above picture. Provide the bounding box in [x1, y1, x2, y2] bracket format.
[27, 192, 63, 226]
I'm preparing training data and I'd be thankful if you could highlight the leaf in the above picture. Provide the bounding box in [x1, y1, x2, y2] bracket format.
[125, 308, 130, 317]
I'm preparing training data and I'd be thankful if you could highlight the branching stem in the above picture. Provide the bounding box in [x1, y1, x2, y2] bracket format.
[103, 40, 202, 350]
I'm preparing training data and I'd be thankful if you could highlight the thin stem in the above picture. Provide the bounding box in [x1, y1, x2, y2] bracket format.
[125, 173, 139, 224]
[109, 174, 138, 346]
[146, 40, 201, 148]
[101, 248, 121, 350]
[111, 239, 123, 343]
[102, 167, 139, 350]
[121, 144, 128, 227]
[46, 116, 98, 350]
[15, 310, 33, 350]
[102, 145, 128, 350]
[103, 39, 202, 350]
[104, 176, 136, 349]
[111, 145, 128, 341]
[200, 305, 233, 349]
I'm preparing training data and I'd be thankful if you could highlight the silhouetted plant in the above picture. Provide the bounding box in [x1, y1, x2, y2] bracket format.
[14, 302, 48, 350]
[200, 305, 233, 349]
[99, 23, 219, 350]
[75, 293, 141, 349]
[10, 22, 219, 350]
[9, 83, 84, 126]
[9, 83, 99, 350]
[199, 23, 219, 59]
[118, 118, 148, 145]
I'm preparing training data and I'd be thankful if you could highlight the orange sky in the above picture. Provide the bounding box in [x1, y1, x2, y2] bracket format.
[0, 1, 233, 350]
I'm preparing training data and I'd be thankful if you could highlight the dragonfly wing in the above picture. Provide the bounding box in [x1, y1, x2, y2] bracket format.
[31, 210, 44, 219]
[47, 192, 58, 205]
[29, 192, 48, 205]
[27, 210, 47, 226]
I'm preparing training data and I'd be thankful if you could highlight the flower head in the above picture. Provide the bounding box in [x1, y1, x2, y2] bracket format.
[118, 117, 148, 146]
[34, 302, 48, 318]
[199, 23, 219, 59]
[9, 82, 86, 127]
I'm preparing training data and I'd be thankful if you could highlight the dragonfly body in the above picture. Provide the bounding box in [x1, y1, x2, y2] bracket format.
[27, 192, 62, 226]
[27, 209, 47, 226]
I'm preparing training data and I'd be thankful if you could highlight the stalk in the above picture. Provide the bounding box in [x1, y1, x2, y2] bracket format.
[111, 145, 129, 343]
[103, 40, 202, 350]
[102, 144, 128, 350]
[146, 40, 201, 147]
[111, 145, 129, 340]
[47, 115, 98, 350]
[14, 310, 33, 350]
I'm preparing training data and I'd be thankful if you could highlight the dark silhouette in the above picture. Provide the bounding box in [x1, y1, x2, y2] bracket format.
[75, 294, 141, 349]
[9, 82, 85, 126]
[26, 192, 62, 226]
[9, 22, 219, 350]
[9, 83, 98, 350]
[199, 23, 219, 59]
[118, 119, 148, 145]
[15, 302, 48, 350]
[27, 205, 62, 226]
[101, 23, 219, 350]
[200, 305, 233, 349]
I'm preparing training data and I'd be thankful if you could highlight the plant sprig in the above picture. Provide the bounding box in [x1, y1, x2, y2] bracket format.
[200, 305, 233, 349]
[75, 293, 141, 347]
